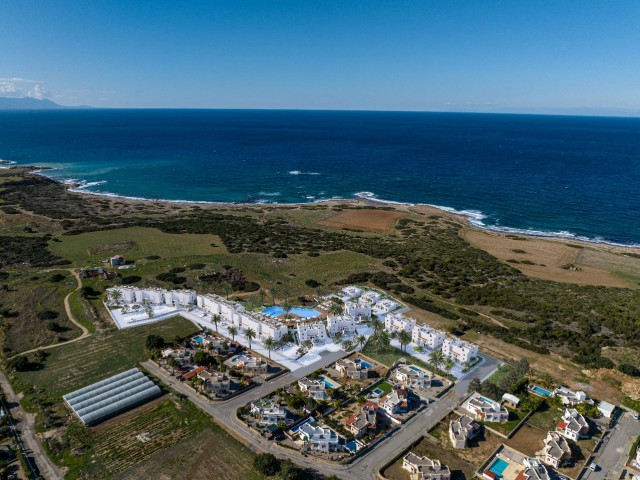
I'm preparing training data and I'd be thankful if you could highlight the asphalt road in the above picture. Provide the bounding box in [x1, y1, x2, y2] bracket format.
[0, 371, 64, 480]
[143, 351, 501, 479]
[581, 411, 640, 480]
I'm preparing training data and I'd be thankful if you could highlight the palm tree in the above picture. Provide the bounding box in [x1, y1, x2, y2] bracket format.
[333, 331, 343, 344]
[356, 335, 367, 351]
[414, 345, 425, 354]
[282, 298, 292, 320]
[328, 303, 343, 316]
[264, 336, 276, 359]
[302, 339, 313, 352]
[398, 330, 411, 353]
[211, 314, 221, 333]
[296, 346, 307, 358]
[144, 303, 154, 319]
[429, 350, 446, 372]
[110, 288, 123, 305]
[371, 330, 390, 354]
[244, 327, 256, 350]
[369, 317, 383, 332]
[228, 325, 238, 343]
[443, 358, 455, 372]
[342, 340, 354, 352]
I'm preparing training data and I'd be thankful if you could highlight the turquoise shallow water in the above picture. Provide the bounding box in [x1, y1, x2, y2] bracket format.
[1, 109, 639, 246]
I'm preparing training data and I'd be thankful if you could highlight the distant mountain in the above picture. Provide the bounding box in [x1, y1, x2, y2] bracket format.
[0, 97, 66, 110]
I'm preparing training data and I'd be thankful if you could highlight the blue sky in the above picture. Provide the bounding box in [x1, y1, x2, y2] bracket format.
[1, 1, 639, 114]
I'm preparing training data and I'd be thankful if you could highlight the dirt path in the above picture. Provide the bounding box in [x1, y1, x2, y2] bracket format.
[9, 268, 91, 360]
[0, 371, 64, 480]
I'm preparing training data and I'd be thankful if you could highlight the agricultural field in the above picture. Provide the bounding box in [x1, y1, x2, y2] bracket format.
[49, 226, 225, 264]
[49, 396, 215, 480]
[318, 208, 406, 233]
[14, 316, 198, 396]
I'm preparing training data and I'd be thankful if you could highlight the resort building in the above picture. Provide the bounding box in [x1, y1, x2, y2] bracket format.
[384, 313, 417, 334]
[380, 387, 409, 416]
[198, 371, 231, 395]
[463, 393, 509, 423]
[552, 386, 587, 406]
[327, 315, 357, 337]
[251, 400, 291, 425]
[341, 286, 363, 299]
[411, 325, 446, 350]
[110, 286, 197, 307]
[540, 431, 572, 468]
[343, 300, 371, 321]
[441, 337, 478, 364]
[402, 453, 451, 480]
[346, 402, 378, 439]
[359, 290, 382, 305]
[449, 414, 480, 449]
[392, 364, 432, 389]
[521, 458, 552, 480]
[556, 408, 589, 441]
[297, 322, 328, 343]
[372, 298, 398, 316]
[231, 354, 268, 376]
[298, 423, 341, 453]
[334, 358, 371, 380]
[298, 378, 329, 401]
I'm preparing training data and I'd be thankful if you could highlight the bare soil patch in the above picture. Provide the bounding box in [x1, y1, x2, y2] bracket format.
[505, 424, 546, 456]
[318, 209, 406, 233]
[461, 228, 639, 288]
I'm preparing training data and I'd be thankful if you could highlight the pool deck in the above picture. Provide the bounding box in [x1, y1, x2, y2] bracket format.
[479, 445, 528, 480]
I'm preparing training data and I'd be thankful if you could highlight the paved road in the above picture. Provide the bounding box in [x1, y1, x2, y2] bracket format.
[581, 411, 640, 480]
[0, 372, 64, 480]
[143, 351, 501, 479]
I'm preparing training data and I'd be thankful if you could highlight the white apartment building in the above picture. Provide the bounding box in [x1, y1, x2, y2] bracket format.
[372, 299, 398, 316]
[341, 286, 363, 299]
[297, 322, 328, 343]
[442, 337, 478, 364]
[110, 286, 197, 307]
[327, 315, 357, 336]
[359, 290, 382, 305]
[411, 325, 446, 350]
[344, 300, 371, 321]
[392, 365, 432, 389]
[384, 313, 416, 334]
[298, 423, 341, 453]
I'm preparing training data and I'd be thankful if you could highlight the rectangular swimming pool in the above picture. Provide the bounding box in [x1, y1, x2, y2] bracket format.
[488, 458, 509, 477]
[354, 358, 373, 369]
[531, 385, 552, 397]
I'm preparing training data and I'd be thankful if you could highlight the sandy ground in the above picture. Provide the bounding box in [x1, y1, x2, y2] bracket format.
[461, 227, 640, 288]
[317, 208, 407, 233]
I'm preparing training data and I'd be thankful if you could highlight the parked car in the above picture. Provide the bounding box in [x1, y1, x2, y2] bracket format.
[589, 462, 598, 472]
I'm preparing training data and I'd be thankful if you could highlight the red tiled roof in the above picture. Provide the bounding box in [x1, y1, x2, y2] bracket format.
[346, 415, 358, 425]
[557, 421, 569, 429]
[362, 401, 379, 410]
[483, 470, 497, 480]
[182, 366, 206, 380]
[515, 472, 527, 480]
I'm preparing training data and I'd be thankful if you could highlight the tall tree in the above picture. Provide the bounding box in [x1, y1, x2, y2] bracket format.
[211, 314, 221, 333]
[398, 330, 411, 352]
[263, 336, 276, 359]
[228, 325, 238, 343]
[244, 327, 256, 350]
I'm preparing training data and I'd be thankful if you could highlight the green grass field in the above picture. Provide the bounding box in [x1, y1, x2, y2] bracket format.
[49, 226, 225, 264]
[15, 317, 198, 396]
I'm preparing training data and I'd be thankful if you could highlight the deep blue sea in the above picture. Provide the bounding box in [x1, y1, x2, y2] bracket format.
[1, 109, 639, 246]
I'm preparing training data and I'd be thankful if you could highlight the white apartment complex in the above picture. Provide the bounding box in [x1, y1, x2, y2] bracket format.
[384, 313, 416, 334]
[411, 325, 446, 350]
[297, 322, 328, 343]
[442, 337, 478, 364]
[327, 315, 357, 336]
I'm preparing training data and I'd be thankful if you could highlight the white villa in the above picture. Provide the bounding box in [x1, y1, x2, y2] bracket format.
[392, 364, 432, 389]
[327, 315, 357, 337]
[402, 453, 451, 480]
[441, 337, 478, 364]
[344, 300, 371, 321]
[334, 358, 371, 380]
[540, 431, 571, 468]
[380, 387, 409, 416]
[552, 386, 588, 406]
[411, 325, 446, 350]
[449, 414, 480, 449]
[298, 423, 341, 453]
[298, 378, 329, 400]
[556, 408, 589, 441]
[230, 354, 268, 376]
[297, 322, 328, 343]
[251, 399, 290, 425]
[373, 298, 398, 315]
[342, 286, 363, 299]
[360, 290, 382, 305]
[384, 313, 416, 334]
[521, 458, 551, 480]
[463, 393, 509, 423]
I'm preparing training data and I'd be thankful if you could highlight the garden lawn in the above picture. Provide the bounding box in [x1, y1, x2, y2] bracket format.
[14, 316, 198, 396]
[482, 408, 524, 435]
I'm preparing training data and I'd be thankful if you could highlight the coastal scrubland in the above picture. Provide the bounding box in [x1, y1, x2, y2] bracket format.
[2, 166, 640, 477]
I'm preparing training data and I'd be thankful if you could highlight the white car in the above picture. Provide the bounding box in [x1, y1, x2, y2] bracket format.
[589, 462, 598, 472]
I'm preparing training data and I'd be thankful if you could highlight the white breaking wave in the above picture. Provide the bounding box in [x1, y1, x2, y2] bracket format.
[69, 180, 108, 191]
[258, 191, 281, 196]
[289, 170, 320, 175]
[0, 159, 17, 169]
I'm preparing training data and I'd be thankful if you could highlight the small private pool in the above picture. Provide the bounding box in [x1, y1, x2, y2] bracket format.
[354, 358, 373, 369]
[408, 365, 423, 373]
[530, 385, 552, 397]
[321, 377, 335, 388]
[193, 336, 204, 344]
[487, 458, 509, 478]
[262, 306, 321, 318]
[371, 388, 384, 397]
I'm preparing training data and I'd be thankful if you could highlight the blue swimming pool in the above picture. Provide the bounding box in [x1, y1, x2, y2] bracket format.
[354, 358, 373, 369]
[321, 378, 335, 388]
[488, 458, 509, 477]
[372, 388, 384, 396]
[194, 336, 204, 344]
[345, 440, 358, 452]
[531, 385, 552, 397]
[409, 365, 422, 372]
[262, 306, 321, 318]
